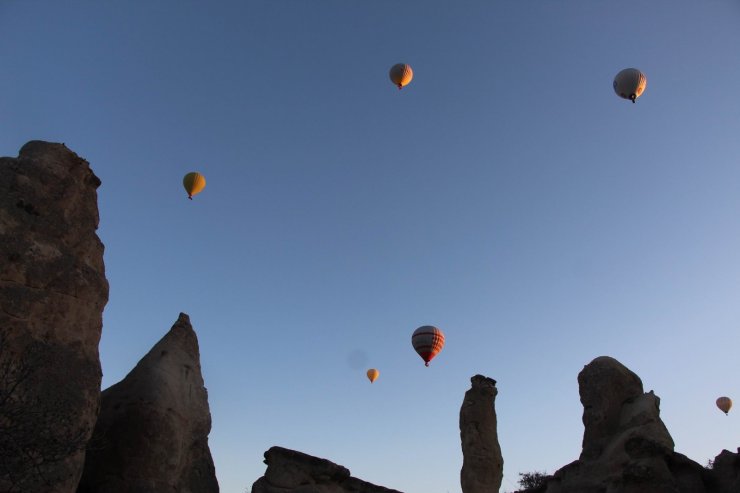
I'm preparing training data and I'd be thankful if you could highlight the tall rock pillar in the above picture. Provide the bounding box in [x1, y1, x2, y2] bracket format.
[460, 374, 503, 493]
[0, 141, 109, 493]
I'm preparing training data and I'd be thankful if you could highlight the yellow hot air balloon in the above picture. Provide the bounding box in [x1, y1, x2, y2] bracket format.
[613, 68, 647, 103]
[389, 63, 413, 89]
[367, 369, 379, 383]
[716, 396, 732, 415]
[183, 172, 206, 200]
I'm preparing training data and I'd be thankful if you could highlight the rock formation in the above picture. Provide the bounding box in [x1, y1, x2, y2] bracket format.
[521, 356, 727, 493]
[460, 374, 503, 493]
[77, 313, 219, 493]
[0, 141, 109, 493]
[251, 446, 403, 493]
[711, 448, 740, 492]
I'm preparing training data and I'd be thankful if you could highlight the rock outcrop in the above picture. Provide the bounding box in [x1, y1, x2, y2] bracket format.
[525, 356, 722, 493]
[711, 448, 740, 492]
[77, 313, 219, 493]
[0, 141, 109, 493]
[460, 374, 503, 493]
[251, 446, 403, 493]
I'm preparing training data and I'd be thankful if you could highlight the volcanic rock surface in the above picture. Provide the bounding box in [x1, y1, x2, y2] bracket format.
[460, 374, 503, 493]
[77, 313, 218, 493]
[0, 141, 109, 493]
[251, 446, 403, 493]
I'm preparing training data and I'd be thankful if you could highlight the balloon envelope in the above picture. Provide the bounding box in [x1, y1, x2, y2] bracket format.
[716, 396, 732, 415]
[183, 172, 206, 199]
[366, 368, 379, 383]
[389, 63, 413, 89]
[411, 325, 445, 366]
[613, 68, 647, 103]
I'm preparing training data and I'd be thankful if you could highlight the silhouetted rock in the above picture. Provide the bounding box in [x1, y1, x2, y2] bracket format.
[460, 374, 503, 493]
[529, 356, 721, 493]
[0, 141, 108, 493]
[578, 356, 653, 461]
[251, 446, 403, 493]
[78, 313, 218, 493]
[711, 448, 740, 493]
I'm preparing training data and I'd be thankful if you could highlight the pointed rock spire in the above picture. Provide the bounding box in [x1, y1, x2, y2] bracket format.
[78, 313, 219, 492]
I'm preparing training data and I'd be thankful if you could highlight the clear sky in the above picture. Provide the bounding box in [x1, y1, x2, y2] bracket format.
[2, 1, 740, 492]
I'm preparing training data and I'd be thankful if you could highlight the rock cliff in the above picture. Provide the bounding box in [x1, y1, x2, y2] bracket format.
[251, 446, 403, 493]
[460, 374, 503, 493]
[77, 313, 219, 493]
[0, 141, 109, 493]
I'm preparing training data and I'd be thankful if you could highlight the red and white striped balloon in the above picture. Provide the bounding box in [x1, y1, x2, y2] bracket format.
[412, 325, 445, 367]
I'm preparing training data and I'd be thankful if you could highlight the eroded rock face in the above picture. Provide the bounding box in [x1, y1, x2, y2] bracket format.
[578, 356, 649, 461]
[460, 374, 503, 493]
[77, 313, 218, 493]
[251, 446, 403, 493]
[540, 357, 683, 493]
[0, 141, 108, 493]
[531, 356, 718, 493]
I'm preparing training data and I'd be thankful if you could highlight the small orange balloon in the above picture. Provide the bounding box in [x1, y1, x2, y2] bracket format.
[389, 63, 413, 89]
[366, 368, 379, 383]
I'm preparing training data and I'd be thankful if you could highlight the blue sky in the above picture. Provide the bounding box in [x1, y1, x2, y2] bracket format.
[2, 1, 740, 492]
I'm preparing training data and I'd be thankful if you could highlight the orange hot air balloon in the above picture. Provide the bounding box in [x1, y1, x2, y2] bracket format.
[716, 396, 732, 415]
[367, 368, 379, 383]
[183, 172, 206, 200]
[389, 63, 413, 89]
[411, 325, 445, 367]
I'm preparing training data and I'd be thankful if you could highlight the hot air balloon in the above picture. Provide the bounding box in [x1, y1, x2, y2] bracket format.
[183, 172, 206, 200]
[411, 325, 445, 367]
[367, 368, 379, 383]
[389, 63, 413, 90]
[716, 396, 732, 415]
[613, 68, 647, 103]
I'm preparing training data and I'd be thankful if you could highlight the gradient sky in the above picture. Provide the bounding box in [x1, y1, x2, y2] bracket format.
[2, 1, 740, 492]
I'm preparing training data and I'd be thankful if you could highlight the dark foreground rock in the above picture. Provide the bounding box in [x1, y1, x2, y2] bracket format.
[711, 448, 740, 492]
[518, 356, 736, 493]
[460, 374, 503, 493]
[0, 141, 109, 493]
[78, 313, 218, 493]
[251, 446, 403, 493]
